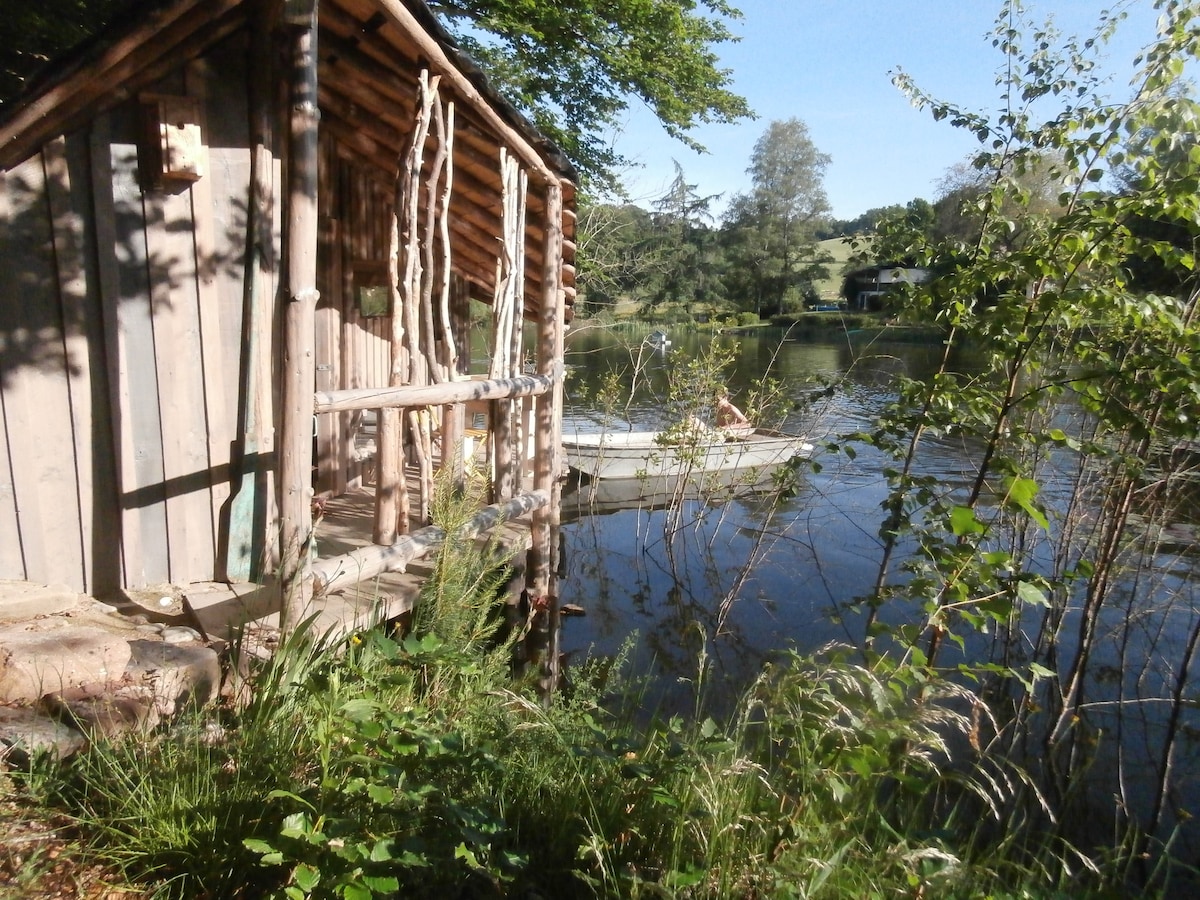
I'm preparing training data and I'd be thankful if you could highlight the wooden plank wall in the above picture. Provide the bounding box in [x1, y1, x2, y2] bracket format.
[342, 158, 393, 389]
[313, 145, 395, 494]
[0, 154, 90, 588]
[0, 36, 273, 595]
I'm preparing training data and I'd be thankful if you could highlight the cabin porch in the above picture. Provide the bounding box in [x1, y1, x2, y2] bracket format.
[185, 477, 537, 647]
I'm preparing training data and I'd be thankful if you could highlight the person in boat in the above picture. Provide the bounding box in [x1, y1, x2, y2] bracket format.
[715, 392, 754, 436]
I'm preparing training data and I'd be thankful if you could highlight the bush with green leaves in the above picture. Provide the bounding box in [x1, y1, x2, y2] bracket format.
[849, 1, 1200, 885]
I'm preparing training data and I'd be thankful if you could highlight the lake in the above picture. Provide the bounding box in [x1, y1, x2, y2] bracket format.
[555, 326, 986, 707]
[551, 324, 1200, 878]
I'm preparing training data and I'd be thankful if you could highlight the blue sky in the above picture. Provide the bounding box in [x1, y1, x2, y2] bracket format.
[607, 0, 1166, 219]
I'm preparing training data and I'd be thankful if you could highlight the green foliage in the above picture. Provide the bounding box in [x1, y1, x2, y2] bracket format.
[243, 632, 522, 899]
[0, 0, 129, 104]
[28, 575, 1136, 897]
[839, 3, 1200, 885]
[429, 0, 751, 189]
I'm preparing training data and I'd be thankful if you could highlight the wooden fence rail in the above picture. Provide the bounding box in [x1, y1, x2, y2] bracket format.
[312, 489, 549, 594]
[313, 371, 557, 415]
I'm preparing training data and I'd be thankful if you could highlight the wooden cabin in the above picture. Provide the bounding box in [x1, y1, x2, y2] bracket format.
[0, 0, 576, 629]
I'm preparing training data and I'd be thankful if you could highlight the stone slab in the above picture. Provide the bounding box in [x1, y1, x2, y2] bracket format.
[0, 706, 87, 762]
[184, 582, 279, 643]
[0, 622, 133, 703]
[185, 578, 416, 649]
[126, 640, 220, 717]
[0, 580, 82, 623]
[43, 684, 160, 739]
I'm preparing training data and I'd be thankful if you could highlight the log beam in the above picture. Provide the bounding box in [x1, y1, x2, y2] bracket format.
[313, 490, 550, 594]
[315, 372, 555, 415]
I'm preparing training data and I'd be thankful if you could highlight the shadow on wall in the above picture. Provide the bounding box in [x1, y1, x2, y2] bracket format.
[0, 113, 272, 592]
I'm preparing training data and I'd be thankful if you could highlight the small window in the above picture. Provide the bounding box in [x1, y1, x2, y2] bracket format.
[354, 264, 391, 318]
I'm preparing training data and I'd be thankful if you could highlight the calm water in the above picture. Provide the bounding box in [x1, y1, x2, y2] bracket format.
[555, 327, 983, 707]
[551, 325, 1200, 884]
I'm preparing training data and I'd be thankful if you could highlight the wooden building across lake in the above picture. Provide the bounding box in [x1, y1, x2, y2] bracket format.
[0, 0, 577, 632]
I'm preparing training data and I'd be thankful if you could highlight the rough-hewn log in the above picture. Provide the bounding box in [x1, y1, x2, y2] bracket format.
[406, 73, 440, 522]
[522, 182, 566, 699]
[436, 100, 457, 378]
[373, 183, 406, 543]
[528, 183, 565, 600]
[444, 276, 471, 488]
[280, 8, 321, 633]
[313, 489, 550, 594]
[490, 150, 527, 501]
[315, 373, 554, 414]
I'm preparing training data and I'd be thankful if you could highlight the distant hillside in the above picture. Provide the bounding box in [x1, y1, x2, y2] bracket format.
[809, 237, 866, 301]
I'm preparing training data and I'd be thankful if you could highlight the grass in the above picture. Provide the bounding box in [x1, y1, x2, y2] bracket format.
[809, 236, 860, 302]
[0, 478, 1164, 897]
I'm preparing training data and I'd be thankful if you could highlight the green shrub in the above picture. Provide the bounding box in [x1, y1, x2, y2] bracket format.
[28, 471, 1123, 898]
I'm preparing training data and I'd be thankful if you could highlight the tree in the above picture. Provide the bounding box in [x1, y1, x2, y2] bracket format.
[927, 153, 1065, 249]
[723, 118, 831, 316]
[0, 1, 752, 191]
[643, 162, 723, 314]
[820, 204, 907, 239]
[0, 0, 129, 103]
[427, 0, 752, 188]
[574, 201, 656, 315]
[860, 1, 1200, 871]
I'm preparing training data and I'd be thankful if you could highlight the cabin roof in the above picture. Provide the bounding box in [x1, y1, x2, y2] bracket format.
[0, 0, 577, 319]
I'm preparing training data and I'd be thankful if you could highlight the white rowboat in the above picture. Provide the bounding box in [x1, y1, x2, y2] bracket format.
[563, 428, 813, 480]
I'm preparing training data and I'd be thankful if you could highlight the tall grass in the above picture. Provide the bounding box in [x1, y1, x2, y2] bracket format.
[17, 480, 1145, 897]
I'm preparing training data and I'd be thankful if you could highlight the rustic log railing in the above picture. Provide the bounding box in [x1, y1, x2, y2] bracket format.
[311, 489, 549, 595]
[313, 372, 557, 415]
[310, 370, 561, 601]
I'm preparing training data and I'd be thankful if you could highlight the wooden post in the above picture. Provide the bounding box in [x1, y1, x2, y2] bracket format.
[223, 2, 277, 584]
[377, 70, 437, 540]
[525, 182, 564, 698]
[374, 200, 406, 543]
[490, 150, 527, 502]
[279, 1, 320, 633]
[442, 275, 468, 487]
[405, 72, 438, 524]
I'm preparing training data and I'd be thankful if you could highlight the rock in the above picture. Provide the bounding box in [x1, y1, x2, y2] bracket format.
[0, 706, 87, 763]
[161, 625, 203, 644]
[0, 622, 132, 704]
[83, 599, 120, 615]
[43, 684, 160, 739]
[0, 581, 82, 623]
[126, 640, 220, 717]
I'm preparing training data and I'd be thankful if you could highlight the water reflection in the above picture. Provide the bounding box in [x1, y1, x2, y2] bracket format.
[554, 326, 1200, 878]
[557, 328, 985, 713]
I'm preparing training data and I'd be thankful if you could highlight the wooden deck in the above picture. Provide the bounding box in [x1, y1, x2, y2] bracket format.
[185, 470, 535, 653]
